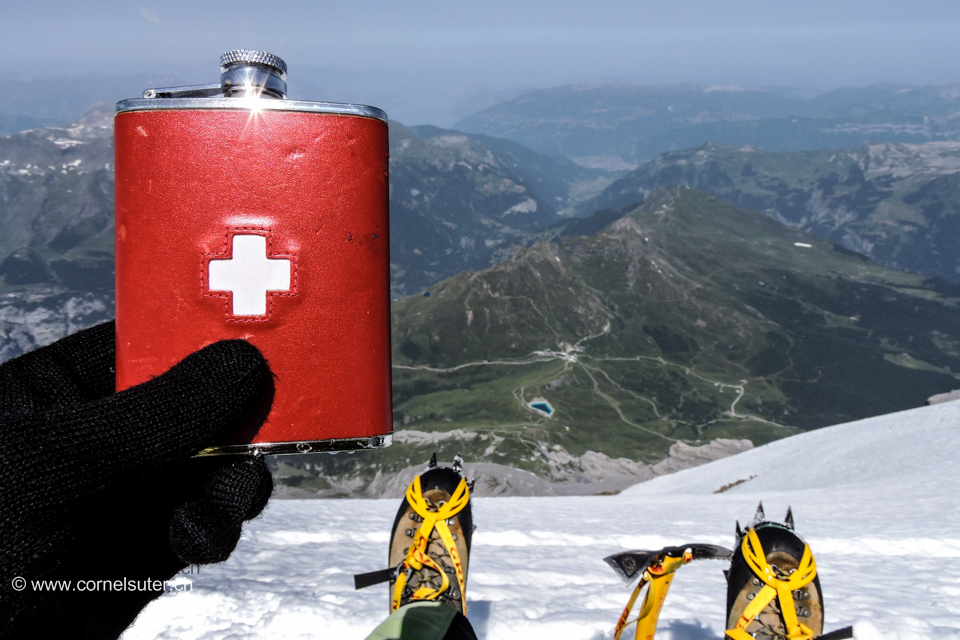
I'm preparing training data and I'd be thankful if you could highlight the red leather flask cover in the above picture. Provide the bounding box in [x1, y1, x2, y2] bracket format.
[114, 108, 392, 445]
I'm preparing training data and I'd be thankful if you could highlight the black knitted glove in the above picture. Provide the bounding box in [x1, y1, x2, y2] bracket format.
[0, 321, 275, 639]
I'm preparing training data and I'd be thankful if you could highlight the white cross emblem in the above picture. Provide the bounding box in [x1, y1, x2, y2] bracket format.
[208, 234, 291, 316]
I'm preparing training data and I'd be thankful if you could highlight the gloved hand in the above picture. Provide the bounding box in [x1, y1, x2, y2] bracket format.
[0, 321, 275, 639]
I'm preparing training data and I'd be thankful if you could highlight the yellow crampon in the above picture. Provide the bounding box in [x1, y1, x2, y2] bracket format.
[614, 549, 694, 640]
[391, 474, 470, 615]
[725, 528, 818, 640]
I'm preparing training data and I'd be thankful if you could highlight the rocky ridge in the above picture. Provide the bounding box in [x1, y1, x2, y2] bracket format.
[272, 437, 753, 499]
[579, 141, 960, 283]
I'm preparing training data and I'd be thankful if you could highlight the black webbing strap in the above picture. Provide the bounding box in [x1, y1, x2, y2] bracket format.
[354, 567, 396, 590]
[817, 626, 854, 640]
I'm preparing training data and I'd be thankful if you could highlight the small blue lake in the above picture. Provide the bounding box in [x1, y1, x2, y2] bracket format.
[529, 399, 554, 417]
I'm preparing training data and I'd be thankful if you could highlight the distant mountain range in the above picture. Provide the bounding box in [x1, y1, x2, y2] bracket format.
[455, 83, 960, 165]
[0, 109, 116, 359]
[6, 101, 960, 349]
[0, 110, 618, 355]
[0, 110, 115, 291]
[576, 141, 960, 283]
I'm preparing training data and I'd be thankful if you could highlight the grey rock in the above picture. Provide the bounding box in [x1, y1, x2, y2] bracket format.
[272, 437, 754, 499]
[928, 389, 960, 405]
[0, 289, 113, 361]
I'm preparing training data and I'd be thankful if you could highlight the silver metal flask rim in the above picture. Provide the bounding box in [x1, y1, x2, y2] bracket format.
[115, 49, 387, 121]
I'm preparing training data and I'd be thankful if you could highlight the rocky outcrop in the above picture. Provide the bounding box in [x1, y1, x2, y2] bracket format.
[272, 437, 753, 499]
[0, 289, 113, 361]
[928, 389, 960, 405]
[578, 141, 960, 284]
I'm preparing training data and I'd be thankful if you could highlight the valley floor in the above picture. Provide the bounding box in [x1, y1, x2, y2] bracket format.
[122, 400, 960, 639]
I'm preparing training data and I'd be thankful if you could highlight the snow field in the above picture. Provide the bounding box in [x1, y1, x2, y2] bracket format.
[122, 401, 960, 639]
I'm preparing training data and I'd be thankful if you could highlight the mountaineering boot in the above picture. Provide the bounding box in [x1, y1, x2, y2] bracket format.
[355, 455, 478, 640]
[725, 505, 823, 640]
[387, 462, 473, 614]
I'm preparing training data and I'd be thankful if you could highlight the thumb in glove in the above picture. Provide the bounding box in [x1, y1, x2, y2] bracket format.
[0, 321, 275, 639]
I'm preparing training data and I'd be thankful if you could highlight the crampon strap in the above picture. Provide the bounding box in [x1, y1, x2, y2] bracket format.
[391, 475, 470, 615]
[726, 528, 818, 640]
[614, 549, 693, 640]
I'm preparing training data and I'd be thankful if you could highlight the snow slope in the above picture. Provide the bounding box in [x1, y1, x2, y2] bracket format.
[122, 401, 960, 640]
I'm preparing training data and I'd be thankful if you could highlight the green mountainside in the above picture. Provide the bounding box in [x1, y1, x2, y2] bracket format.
[281, 187, 960, 494]
[577, 141, 960, 284]
[455, 83, 960, 164]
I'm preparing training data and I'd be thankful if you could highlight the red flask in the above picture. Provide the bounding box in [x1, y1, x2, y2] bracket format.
[114, 51, 392, 454]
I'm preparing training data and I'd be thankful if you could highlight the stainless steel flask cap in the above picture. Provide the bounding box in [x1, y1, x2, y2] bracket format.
[219, 50, 288, 99]
[122, 50, 386, 122]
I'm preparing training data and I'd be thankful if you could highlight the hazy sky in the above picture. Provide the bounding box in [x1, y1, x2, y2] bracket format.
[3, 0, 960, 125]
